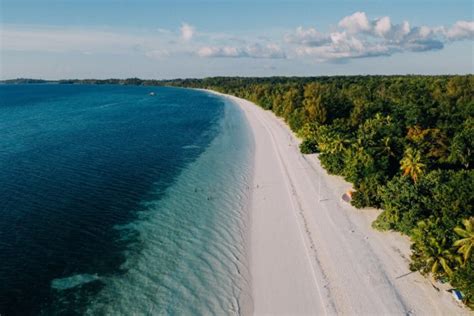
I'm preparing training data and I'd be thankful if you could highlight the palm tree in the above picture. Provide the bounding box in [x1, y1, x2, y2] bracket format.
[330, 134, 347, 154]
[400, 147, 426, 182]
[380, 136, 395, 157]
[315, 132, 331, 153]
[454, 217, 474, 264]
[411, 220, 460, 277]
[425, 237, 457, 277]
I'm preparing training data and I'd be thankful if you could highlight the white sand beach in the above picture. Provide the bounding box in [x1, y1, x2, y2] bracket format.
[210, 90, 471, 316]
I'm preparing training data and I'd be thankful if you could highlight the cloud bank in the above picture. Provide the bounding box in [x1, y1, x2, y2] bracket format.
[197, 43, 285, 59]
[287, 12, 474, 61]
[2, 12, 472, 63]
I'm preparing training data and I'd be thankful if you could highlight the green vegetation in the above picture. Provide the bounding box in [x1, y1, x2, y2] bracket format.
[454, 218, 474, 264]
[164, 75, 473, 307]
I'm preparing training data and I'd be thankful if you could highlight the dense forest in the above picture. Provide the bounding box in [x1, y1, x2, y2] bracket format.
[4, 75, 473, 307]
[164, 75, 474, 308]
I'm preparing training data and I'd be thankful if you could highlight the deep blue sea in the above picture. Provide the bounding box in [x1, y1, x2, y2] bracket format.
[0, 84, 253, 315]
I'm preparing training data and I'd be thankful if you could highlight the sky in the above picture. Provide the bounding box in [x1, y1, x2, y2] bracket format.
[1, 0, 473, 79]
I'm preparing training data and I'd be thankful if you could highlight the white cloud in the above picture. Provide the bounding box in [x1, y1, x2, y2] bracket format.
[197, 46, 240, 58]
[382, 20, 411, 42]
[374, 16, 391, 37]
[285, 27, 331, 46]
[288, 12, 471, 61]
[197, 43, 286, 59]
[180, 23, 195, 41]
[444, 20, 474, 40]
[247, 43, 286, 58]
[296, 31, 391, 61]
[338, 11, 371, 34]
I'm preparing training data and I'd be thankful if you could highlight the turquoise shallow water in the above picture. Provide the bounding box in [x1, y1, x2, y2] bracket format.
[86, 95, 254, 315]
[0, 84, 253, 315]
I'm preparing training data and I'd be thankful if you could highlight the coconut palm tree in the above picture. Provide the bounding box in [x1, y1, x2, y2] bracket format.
[400, 147, 426, 182]
[411, 219, 460, 277]
[330, 134, 347, 154]
[425, 237, 457, 276]
[454, 217, 474, 264]
[380, 136, 395, 157]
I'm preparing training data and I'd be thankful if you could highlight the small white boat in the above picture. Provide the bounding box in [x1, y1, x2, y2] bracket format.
[149, 92, 156, 96]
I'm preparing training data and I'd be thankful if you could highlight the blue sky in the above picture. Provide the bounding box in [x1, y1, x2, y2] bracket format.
[1, 0, 473, 79]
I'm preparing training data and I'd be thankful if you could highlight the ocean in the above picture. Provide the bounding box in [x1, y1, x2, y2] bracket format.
[0, 84, 253, 315]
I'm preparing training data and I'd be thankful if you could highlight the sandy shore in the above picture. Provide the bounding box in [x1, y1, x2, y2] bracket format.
[207, 90, 470, 315]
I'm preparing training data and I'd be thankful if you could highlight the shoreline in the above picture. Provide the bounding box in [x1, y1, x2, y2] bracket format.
[205, 89, 470, 315]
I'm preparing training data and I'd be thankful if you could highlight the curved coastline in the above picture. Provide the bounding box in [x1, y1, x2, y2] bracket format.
[206, 89, 470, 315]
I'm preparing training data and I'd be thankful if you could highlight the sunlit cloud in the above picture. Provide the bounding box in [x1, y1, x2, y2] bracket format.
[444, 20, 474, 40]
[338, 11, 371, 34]
[288, 12, 473, 61]
[180, 23, 195, 42]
